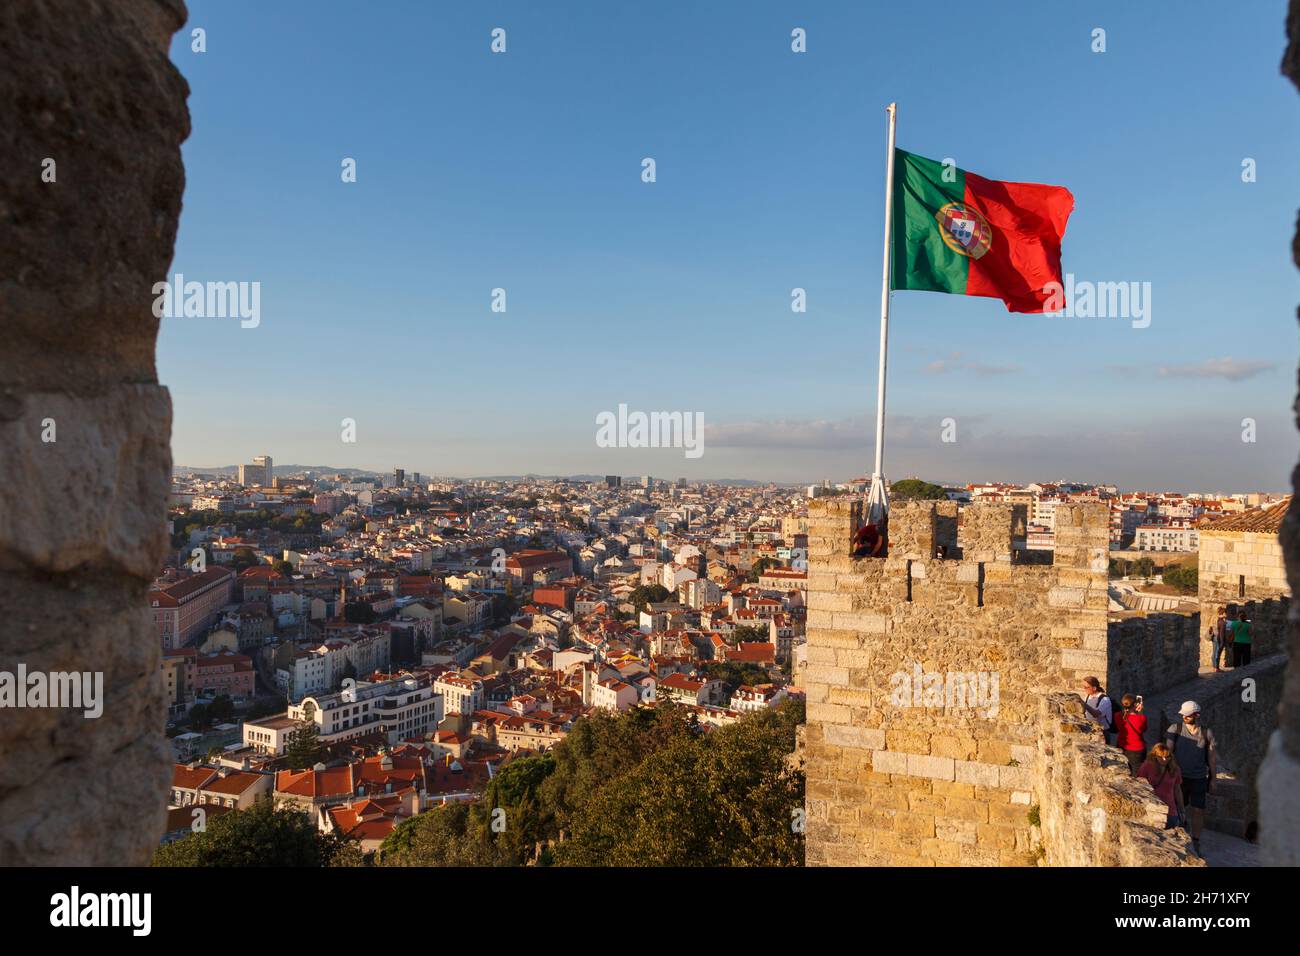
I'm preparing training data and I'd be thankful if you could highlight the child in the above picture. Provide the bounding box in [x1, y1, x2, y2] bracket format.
[1138, 742, 1185, 830]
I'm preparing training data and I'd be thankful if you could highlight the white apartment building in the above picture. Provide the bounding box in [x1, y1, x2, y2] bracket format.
[592, 677, 639, 712]
[290, 673, 442, 748]
[1031, 498, 1060, 530]
[1134, 524, 1199, 552]
[278, 630, 392, 702]
[660, 562, 698, 593]
[434, 673, 484, 715]
[730, 684, 788, 713]
[681, 577, 722, 610]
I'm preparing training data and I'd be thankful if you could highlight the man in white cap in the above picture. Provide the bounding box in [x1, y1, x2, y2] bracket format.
[1165, 700, 1216, 857]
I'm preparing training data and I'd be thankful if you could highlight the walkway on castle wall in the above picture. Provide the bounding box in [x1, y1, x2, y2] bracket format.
[1197, 830, 1260, 867]
[1131, 656, 1283, 868]
[1137, 654, 1287, 752]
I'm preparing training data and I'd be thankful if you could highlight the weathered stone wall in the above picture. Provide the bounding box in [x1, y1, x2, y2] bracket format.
[803, 499, 1113, 866]
[1181, 657, 1286, 839]
[1107, 613, 1200, 702]
[1223, 598, 1289, 660]
[1261, 0, 1300, 866]
[958, 502, 1028, 559]
[1035, 694, 1199, 866]
[804, 499, 1219, 866]
[1199, 531, 1289, 668]
[0, 0, 189, 864]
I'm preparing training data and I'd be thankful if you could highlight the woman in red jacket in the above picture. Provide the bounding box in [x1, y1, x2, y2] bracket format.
[1114, 693, 1148, 776]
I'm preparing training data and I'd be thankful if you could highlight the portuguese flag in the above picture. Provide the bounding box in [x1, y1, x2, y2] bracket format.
[891, 148, 1073, 313]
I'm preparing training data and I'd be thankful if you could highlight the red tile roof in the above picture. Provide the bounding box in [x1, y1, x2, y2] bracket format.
[1201, 498, 1290, 534]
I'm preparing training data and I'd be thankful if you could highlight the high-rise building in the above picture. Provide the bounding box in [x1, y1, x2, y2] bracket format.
[412, 472, 421, 487]
[605, 475, 621, 488]
[253, 455, 272, 487]
[641, 475, 652, 489]
[394, 468, 405, 488]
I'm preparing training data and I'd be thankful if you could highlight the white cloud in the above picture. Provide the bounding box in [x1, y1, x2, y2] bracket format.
[1147, 358, 1275, 382]
[925, 351, 1021, 376]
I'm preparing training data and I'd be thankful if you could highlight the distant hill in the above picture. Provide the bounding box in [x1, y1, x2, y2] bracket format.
[173, 466, 776, 487]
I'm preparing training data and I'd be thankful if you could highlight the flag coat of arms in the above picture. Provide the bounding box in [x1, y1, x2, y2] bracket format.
[891, 148, 1074, 313]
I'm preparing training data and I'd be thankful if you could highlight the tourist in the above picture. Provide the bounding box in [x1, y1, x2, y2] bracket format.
[1164, 701, 1216, 857]
[1211, 608, 1229, 671]
[851, 522, 884, 558]
[1231, 613, 1253, 668]
[1114, 693, 1148, 775]
[1138, 742, 1186, 830]
[1080, 676, 1113, 740]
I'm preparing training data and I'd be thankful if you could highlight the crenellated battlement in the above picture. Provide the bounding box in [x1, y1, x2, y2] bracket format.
[803, 498, 1202, 866]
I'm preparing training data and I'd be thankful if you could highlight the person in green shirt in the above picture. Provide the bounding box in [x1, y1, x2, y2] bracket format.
[1232, 613, 1252, 667]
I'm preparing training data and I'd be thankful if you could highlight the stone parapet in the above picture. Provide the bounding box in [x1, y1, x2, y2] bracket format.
[0, 0, 189, 865]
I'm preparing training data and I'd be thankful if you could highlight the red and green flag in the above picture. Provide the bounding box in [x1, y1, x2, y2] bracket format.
[891, 148, 1074, 313]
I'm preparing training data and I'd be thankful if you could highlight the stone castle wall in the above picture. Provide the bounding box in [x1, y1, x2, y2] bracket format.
[804, 499, 1131, 866]
[1199, 531, 1290, 668]
[0, 0, 190, 865]
[804, 499, 1212, 866]
[1261, 0, 1300, 866]
[1107, 613, 1200, 702]
[1036, 693, 1197, 866]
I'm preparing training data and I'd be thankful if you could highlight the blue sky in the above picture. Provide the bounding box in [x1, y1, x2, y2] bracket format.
[162, 0, 1299, 490]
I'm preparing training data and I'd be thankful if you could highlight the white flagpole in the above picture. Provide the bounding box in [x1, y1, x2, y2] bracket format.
[866, 103, 897, 528]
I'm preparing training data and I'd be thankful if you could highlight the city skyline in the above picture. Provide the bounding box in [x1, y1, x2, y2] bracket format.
[170, 457, 1290, 497]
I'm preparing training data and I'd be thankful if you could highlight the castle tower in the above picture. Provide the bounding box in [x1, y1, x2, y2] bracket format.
[803, 498, 1114, 866]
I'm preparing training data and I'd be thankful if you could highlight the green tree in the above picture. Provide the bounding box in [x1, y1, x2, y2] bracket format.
[381, 802, 513, 867]
[702, 660, 771, 695]
[188, 702, 211, 730]
[889, 478, 948, 501]
[272, 559, 295, 576]
[152, 796, 353, 867]
[284, 720, 323, 771]
[208, 694, 234, 725]
[335, 660, 357, 691]
[474, 754, 557, 863]
[730, 625, 770, 645]
[628, 584, 671, 612]
[231, 547, 260, 572]
[1162, 564, 1198, 594]
[246, 694, 287, 720]
[344, 602, 377, 624]
[746, 557, 777, 583]
[539, 706, 696, 836]
[553, 701, 805, 866]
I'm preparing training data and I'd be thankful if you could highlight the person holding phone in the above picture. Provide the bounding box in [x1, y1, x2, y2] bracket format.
[1115, 693, 1148, 775]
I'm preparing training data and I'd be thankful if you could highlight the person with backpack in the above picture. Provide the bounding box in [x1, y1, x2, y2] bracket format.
[1114, 693, 1148, 775]
[1138, 742, 1186, 830]
[1231, 613, 1253, 667]
[1165, 700, 1216, 858]
[1080, 676, 1114, 741]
